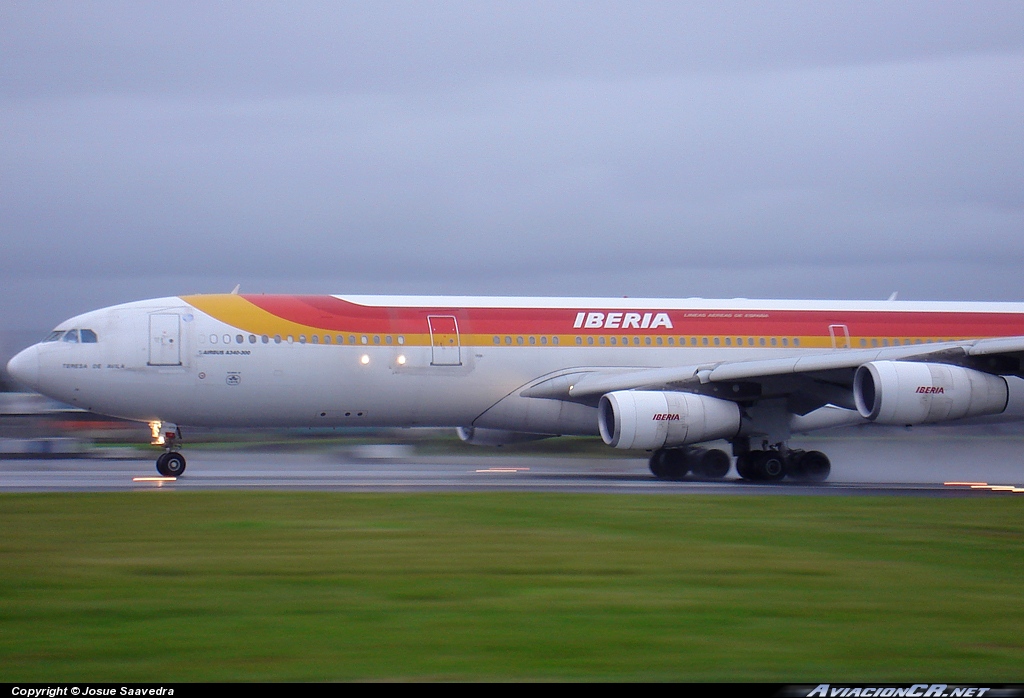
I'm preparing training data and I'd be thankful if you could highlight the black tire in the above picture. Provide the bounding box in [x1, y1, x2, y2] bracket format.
[649, 449, 670, 478]
[649, 448, 688, 479]
[797, 450, 830, 482]
[156, 452, 186, 477]
[785, 449, 806, 479]
[754, 450, 785, 482]
[735, 452, 756, 480]
[692, 448, 731, 479]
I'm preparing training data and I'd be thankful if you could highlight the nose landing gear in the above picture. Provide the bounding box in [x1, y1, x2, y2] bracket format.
[150, 421, 187, 477]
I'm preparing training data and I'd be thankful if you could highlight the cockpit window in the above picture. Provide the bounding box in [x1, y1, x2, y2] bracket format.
[62, 329, 80, 343]
[43, 331, 65, 342]
[80, 329, 98, 343]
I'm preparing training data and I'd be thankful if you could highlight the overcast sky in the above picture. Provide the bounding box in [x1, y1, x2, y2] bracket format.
[2, 1, 1023, 339]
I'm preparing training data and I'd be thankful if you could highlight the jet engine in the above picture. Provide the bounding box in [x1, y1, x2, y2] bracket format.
[853, 361, 1008, 425]
[598, 390, 742, 450]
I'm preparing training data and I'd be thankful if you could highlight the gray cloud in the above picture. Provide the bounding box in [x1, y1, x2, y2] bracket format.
[2, 1, 1023, 336]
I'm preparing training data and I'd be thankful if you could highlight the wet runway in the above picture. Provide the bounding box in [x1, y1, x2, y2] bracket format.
[2, 433, 1024, 496]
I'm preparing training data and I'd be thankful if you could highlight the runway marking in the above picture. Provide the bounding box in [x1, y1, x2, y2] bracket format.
[132, 476, 178, 482]
[475, 467, 530, 473]
[945, 481, 1024, 493]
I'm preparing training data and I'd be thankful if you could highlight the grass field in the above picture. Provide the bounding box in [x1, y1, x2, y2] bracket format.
[1, 492, 1022, 681]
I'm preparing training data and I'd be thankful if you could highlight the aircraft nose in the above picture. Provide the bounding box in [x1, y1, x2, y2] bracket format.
[6, 345, 40, 391]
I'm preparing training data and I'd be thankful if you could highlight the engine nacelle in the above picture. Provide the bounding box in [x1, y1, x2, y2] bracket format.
[853, 361, 1008, 425]
[598, 390, 742, 450]
[456, 427, 555, 446]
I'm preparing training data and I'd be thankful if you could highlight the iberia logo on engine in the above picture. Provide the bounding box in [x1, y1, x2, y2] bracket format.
[653, 414, 681, 421]
[916, 386, 946, 394]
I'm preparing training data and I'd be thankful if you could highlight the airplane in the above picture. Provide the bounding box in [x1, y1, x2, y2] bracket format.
[6, 293, 1024, 481]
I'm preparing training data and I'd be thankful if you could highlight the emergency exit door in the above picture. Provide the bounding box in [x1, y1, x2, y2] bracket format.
[149, 313, 181, 366]
[428, 315, 461, 366]
[829, 324, 851, 349]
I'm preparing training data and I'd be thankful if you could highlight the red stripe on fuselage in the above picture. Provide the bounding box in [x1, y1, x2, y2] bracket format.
[238, 296, 1024, 338]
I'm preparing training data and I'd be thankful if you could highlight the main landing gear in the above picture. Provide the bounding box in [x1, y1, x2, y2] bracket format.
[150, 421, 187, 477]
[648, 446, 732, 480]
[648, 440, 830, 483]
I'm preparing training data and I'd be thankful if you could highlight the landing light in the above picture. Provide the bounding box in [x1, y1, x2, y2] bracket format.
[397, 355, 407, 365]
[149, 421, 164, 446]
[360, 354, 370, 365]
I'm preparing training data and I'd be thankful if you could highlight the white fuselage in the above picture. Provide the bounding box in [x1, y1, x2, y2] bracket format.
[9, 294, 1024, 441]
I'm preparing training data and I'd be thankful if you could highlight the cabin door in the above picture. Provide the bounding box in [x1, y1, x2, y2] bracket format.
[428, 315, 462, 366]
[149, 313, 182, 366]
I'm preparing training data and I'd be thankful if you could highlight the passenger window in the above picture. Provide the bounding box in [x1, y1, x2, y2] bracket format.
[337, 335, 344, 344]
[552, 337, 559, 345]
[599, 337, 605, 345]
[262, 335, 270, 344]
[223, 334, 231, 344]
[80, 329, 98, 343]
[311, 335, 319, 344]
[274, 335, 282, 344]
[575, 337, 582, 345]
[248, 334, 256, 344]
[374, 336, 380, 344]
[349, 335, 356, 344]
[63, 330, 80, 343]
[505, 336, 513, 345]
[299, 335, 307, 344]
[210, 334, 219, 344]
[540, 336, 547, 345]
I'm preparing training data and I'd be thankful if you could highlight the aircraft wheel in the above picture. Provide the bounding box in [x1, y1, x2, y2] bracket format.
[156, 452, 186, 477]
[692, 448, 731, 479]
[735, 453, 756, 480]
[785, 449, 807, 479]
[649, 449, 688, 479]
[649, 449, 670, 478]
[752, 450, 785, 482]
[797, 450, 830, 482]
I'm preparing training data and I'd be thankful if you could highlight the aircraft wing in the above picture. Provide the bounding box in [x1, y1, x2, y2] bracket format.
[522, 336, 1024, 414]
